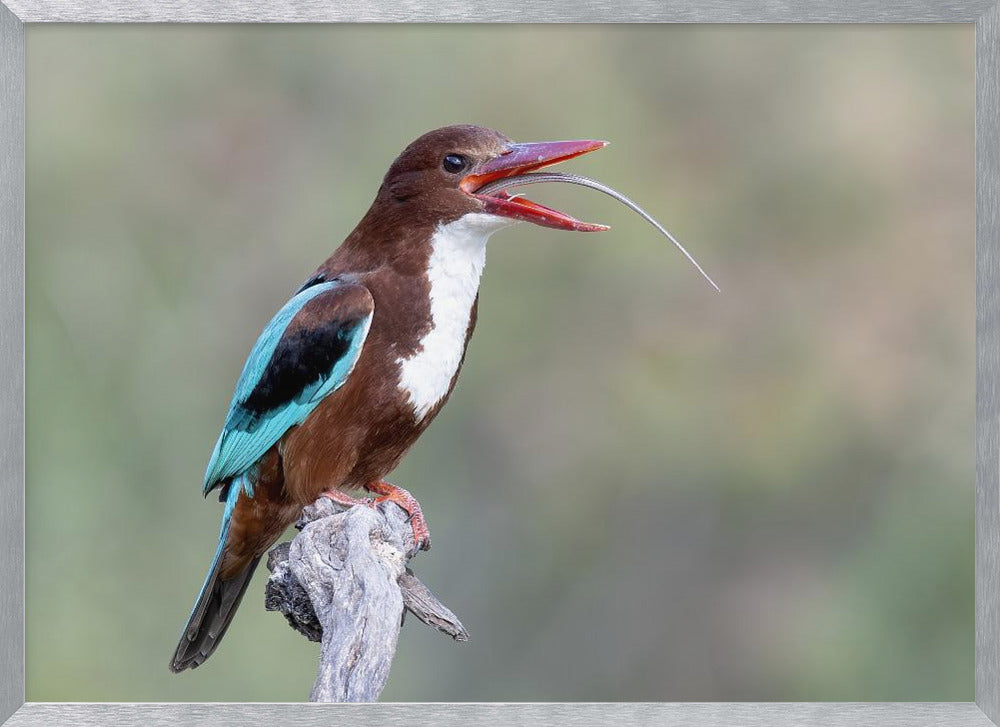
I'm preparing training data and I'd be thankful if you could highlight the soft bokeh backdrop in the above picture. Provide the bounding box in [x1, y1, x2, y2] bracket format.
[25, 25, 973, 701]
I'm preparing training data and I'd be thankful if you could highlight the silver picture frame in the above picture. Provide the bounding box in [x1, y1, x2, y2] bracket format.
[2, 2, 998, 725]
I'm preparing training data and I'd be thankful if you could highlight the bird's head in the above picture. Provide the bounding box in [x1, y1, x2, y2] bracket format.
[375, 124, 609, 233]
[355, 125, 718, 290]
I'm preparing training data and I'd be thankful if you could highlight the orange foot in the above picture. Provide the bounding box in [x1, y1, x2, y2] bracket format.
[364, 480, 431, 552]
[319, 488, 371, 509]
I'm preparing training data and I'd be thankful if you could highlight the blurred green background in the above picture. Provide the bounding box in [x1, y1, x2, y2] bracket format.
[25, 25, 973, 701]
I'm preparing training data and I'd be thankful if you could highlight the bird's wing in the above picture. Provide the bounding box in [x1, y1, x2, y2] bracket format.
[202, 278, 374, 496]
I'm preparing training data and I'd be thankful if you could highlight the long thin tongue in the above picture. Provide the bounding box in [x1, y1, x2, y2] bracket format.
[476, 172, 720, 292]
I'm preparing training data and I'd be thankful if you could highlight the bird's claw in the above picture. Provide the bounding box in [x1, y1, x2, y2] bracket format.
[382, 499, 430, 552]
[318, 488, 370, 509]
[365, 480, 431, 553]
[322, 483, 431, 552]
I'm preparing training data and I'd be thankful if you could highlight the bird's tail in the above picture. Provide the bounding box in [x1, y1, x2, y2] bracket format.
[170, 479, 259, 673]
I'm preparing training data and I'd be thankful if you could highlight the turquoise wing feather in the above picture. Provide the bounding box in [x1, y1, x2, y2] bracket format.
[202, 279, 374, 496]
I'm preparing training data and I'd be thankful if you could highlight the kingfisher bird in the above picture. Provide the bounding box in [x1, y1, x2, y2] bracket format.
[169, 125, 613, 672]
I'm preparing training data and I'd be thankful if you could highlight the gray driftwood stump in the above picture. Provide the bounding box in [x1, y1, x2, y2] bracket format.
[264, 497, 468, 702]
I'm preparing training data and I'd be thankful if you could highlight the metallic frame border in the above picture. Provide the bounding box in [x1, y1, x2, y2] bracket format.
[1, 2, 996, 725]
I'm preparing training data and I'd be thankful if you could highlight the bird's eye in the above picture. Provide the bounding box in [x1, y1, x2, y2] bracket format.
[442, 154, 468, 174]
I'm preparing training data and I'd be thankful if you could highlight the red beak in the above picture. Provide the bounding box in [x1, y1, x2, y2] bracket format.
[461, 139, 609, 231]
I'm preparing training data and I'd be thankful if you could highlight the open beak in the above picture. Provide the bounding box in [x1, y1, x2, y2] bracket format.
[461, 139, 610, 231]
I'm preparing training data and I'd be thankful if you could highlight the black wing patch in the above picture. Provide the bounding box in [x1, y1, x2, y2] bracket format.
[240, 317, 357, 421]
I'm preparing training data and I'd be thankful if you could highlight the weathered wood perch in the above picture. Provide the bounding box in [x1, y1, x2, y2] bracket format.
[264, 497, 468, 702]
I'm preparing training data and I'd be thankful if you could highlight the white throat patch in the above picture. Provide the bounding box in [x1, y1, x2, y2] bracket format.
[396, 213, 512, 420]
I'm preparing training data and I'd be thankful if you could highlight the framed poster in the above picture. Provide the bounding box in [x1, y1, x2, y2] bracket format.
[1, 2, 998, 725]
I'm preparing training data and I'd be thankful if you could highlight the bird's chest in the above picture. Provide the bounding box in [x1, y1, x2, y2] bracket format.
[393, 218, 489, 422]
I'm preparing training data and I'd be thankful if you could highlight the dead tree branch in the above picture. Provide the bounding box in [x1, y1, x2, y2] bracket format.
[264, 497, 468, 702]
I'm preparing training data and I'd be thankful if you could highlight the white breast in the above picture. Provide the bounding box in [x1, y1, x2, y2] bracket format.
[396, 213, 512, 420]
